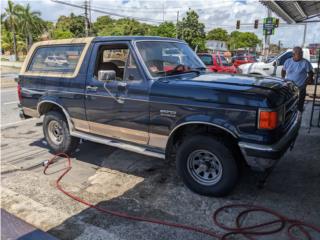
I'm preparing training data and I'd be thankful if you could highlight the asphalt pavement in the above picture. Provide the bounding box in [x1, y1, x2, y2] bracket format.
[1, 87, 33, 128]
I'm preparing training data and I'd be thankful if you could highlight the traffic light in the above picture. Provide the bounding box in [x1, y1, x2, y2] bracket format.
[254, 19, 259, 29]
[275, 18, 280, 28]
[236, 20, 240, 29]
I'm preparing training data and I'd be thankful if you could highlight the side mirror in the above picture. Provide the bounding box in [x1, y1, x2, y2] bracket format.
[273, 60, 279, 67]
[98, 70, 116, 82]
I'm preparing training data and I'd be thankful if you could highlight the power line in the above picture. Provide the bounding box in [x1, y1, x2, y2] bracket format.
[51, 0, 163, 23]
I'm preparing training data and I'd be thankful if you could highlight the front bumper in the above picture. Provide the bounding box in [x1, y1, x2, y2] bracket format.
[238, 112, 302, 171]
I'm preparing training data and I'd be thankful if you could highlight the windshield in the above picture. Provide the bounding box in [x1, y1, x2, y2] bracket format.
[136, 41, 205, 77]
[220, 56, 230, 66]
[199, 55, 213, 65]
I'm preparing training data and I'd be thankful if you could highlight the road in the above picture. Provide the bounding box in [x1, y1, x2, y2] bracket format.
[1, 88, 21, 127]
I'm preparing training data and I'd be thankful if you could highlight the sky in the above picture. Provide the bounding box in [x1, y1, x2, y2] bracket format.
[1, 0, 320, 48]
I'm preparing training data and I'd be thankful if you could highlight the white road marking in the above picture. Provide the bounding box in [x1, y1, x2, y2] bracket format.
[0, 89, 17, 93]
[3, 101, 18, 105]
[0, 118, 38, 129]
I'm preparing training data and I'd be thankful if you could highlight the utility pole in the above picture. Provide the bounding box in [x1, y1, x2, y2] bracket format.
[84, 0, 89, 37]
[162, 0, 165, 22]
[88, 0, 92, 31]
[302, 23, 307, 47]
[176, 11, 179, 39]
[264, 8, 272, 60]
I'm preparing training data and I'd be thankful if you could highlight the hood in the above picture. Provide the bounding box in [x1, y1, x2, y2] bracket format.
[239, 62, 269, 70]
[151, 73, 298, 108]
[184, 73, 285, 90]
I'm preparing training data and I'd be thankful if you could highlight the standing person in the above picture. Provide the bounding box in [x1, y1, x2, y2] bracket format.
[281, 46, 314, 112]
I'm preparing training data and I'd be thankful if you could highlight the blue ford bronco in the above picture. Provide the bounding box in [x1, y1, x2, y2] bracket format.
[17, 36, 301, 196]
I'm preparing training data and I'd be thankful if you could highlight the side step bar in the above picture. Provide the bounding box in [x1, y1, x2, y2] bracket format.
[71, 130, 165, 159]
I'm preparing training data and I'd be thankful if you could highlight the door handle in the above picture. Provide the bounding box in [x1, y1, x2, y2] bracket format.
[86, 85, 98, 91]
[117, 82, 127, 91]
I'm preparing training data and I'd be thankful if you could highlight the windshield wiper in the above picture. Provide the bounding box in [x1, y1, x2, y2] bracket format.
[155, 67, 205, 77]
[192, 67, 206, 71]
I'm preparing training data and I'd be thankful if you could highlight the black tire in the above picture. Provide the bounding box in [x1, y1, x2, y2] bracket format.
[176, 135, 238, 197]
[43, 111, 79, 154]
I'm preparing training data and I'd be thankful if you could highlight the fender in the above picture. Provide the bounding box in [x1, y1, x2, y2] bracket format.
[37, 97, 75, 131]
[172, 114, 239, 138]
[163, 114, 240, 152]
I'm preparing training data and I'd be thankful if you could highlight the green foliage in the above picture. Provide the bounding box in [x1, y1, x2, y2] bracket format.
[177, 10, 206, 51]
[228, 31, 261, 50]
[56, 13, 86, 37]
[206, 28, 229, 41]
[1, 2, 262, 56]
[92, 16, 114, 34]
[1, 27, 25, 53]
[2, 0, 21, 58]
[2, 0, 47, 56]
[51, 29, 74, 39]
[156, 21, 176, 38]
[96, 18, 158, 36]
[19, 3, 46, 49]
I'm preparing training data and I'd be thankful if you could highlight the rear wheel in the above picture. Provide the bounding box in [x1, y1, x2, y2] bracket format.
[176, 135, 238, 197]
[43, 111, 79, 154]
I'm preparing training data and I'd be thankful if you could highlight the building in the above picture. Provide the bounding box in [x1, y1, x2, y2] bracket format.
[205, 40, 228, 52]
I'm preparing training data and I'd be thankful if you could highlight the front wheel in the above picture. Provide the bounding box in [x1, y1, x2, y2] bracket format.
[176, 135, 238, 197]
[43, 111, 79, 154]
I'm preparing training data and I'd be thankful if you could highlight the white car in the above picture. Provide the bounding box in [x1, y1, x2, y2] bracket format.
[239, 48, 318, 80]
[44, 56, 69, 66]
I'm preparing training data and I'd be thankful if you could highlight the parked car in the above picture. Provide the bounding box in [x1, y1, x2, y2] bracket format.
[44, 55, 69, 66]
[231, 54, 257, 68]
[198, 53, 237, 73]
[238, 48, 318, 83]
[17, 37, 301, 196]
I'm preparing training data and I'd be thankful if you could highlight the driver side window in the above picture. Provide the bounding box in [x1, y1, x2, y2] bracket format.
[95, 45, 128, 81]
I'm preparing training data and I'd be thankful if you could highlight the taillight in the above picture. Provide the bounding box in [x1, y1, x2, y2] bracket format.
[17, 83, 22, 102]
[258, 110, 278, 129]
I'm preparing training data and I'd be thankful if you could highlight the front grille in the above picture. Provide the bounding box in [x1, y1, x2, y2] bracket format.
[279, 85, 293, 100]
[283, 96, 298, 130]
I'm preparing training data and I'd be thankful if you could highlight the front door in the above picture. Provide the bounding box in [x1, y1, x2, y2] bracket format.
[84, 42, 149, 145]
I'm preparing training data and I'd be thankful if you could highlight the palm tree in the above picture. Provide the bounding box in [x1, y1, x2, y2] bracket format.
[2, 0, 21, 60]
[19, 3, 44, 49]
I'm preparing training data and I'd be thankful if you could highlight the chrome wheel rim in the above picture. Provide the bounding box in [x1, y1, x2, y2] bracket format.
[48, 120, 64, 145]
[187, 149, 223, 186]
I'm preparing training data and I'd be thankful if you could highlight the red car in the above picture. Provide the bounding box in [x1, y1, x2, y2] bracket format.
[231, 55, 257, 68]
[198, 53, 237, 73]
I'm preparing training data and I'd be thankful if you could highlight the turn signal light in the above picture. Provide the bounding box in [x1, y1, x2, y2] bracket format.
[259, 111, 278, 129]
[17, 83, 22, 102]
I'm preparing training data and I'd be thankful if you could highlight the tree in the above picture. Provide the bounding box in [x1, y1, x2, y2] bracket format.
[1, 27, 25, 54]
[51, 29, 74, 39]
[19, 3, 46, 49]
[206, 28, 229, 41]
[97, 18, 152, 36]
[56, 13, 86, 37]
[2, 0, 21, 60]
[93, 16, 114, 35]
[156, 21, 176, 38]
[228, 31, 261, 50]
[177, 10, 206, 50]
